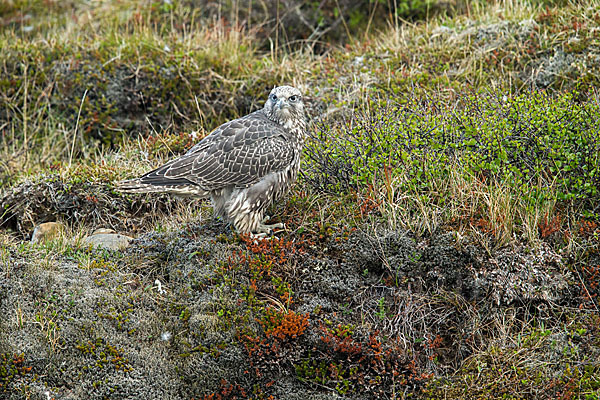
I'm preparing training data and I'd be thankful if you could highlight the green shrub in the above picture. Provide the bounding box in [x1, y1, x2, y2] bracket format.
[304, 91, 600, 210]
[459, 92, 600, 204]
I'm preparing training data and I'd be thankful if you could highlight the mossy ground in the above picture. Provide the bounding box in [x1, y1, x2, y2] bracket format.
[1, 0, 600, 399]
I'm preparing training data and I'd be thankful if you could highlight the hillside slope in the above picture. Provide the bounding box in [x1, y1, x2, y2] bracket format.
[1, 1, 599, 398]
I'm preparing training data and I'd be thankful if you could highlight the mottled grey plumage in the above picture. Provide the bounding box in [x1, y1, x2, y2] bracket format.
[118, 86, 306, 235]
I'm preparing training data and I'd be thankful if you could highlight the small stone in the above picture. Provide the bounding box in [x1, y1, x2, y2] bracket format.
[83, 233, 133, 251]
[92, 228, 116, 235]
[432, 25, 454, 38]
[353, 56, 365, 66]
[31, 222, 65, 244]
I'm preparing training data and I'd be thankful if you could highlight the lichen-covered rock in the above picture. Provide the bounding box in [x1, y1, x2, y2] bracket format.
[446, 19, 538, 48]
[474, 243, 569, 305]
[535, 48, 578, 88]
[335, 229, 571, 305]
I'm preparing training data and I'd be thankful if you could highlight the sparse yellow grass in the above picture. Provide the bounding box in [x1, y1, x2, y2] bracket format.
[368, 0, 600, 93]
[370, 159, 561, 250]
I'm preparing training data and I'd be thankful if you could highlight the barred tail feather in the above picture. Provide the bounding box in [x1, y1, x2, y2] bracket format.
[117, 179, 209, 198]
[117, 179, 157, 193]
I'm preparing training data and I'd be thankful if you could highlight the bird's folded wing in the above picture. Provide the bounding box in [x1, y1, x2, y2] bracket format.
[138, 134, 294, 190]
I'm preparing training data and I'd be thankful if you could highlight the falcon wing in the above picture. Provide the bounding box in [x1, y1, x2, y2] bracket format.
[137, 112, 294, 190]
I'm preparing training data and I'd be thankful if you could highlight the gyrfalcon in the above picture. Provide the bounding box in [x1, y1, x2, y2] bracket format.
[118, 85, 307, 235]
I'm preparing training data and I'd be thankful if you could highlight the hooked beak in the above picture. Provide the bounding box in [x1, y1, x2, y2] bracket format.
[277, 99, 290, 109]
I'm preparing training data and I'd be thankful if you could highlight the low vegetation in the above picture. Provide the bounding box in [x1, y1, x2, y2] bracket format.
[1, 0, 599, 399]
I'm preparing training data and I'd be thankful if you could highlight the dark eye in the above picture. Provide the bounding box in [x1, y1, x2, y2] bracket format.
[270, 94, 278, 101]
[289, 95, 298, 102]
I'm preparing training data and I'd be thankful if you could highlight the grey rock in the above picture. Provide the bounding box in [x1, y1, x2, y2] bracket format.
[83, 233, 133, 250]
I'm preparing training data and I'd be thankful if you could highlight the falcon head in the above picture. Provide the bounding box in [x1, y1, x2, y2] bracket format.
[263, 86, 305, 126]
